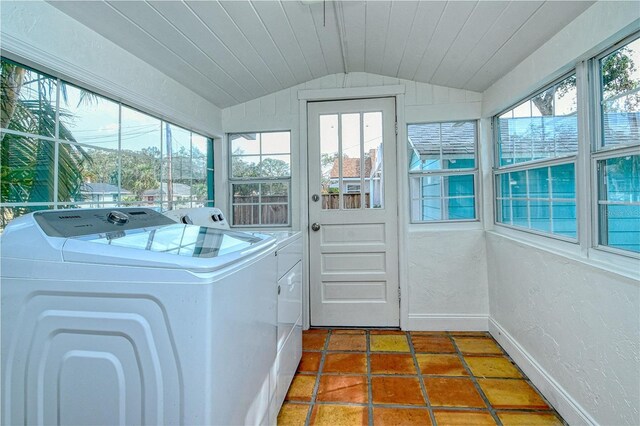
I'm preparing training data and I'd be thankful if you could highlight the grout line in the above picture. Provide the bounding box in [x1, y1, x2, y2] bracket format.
[304, 329, 332, 426]
[407, 331, 438, 426]
[447, 332, 503, 426]
[366, 330, 374, 426]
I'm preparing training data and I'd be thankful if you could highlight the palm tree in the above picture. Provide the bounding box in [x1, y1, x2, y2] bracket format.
[1, 60, 91, 227]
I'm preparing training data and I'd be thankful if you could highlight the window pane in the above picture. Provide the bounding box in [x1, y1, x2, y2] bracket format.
[1, 135, 55, 203]
[320, 114, 339, 210]
[495, 163, 577, 238]
[601, 37, 640, 148]
[59, 84, 119, 149]
[410, 174, 476, 222]
[231, 182, 289, 226]
[261, 131, 290, 155]
[408, 121, 476, 171]
[1, 60, 58, 138]
[598, 154, 640, 253]
[497, 74, 578, 166]
[192, 134, 212, 207]
[120, 107, 162, 207]
[342, 113, 361, 209]
[57, 141, 90, 204]
[162, 123, 192, 209]
[231, 133, 260, 155]
[261, 154, 290, 177]
[364, 112, 383, 209]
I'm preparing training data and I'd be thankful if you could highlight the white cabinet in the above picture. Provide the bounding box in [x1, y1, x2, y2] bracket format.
[269, 233, 302, 425]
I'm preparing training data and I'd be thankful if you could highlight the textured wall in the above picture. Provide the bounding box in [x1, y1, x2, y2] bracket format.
[487, 233, 640, 425]
[221, 71, 488, 329]
[0, 0, 222, 137]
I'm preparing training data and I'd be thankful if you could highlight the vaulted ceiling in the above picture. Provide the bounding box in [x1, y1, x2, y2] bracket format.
[49, 1, 594, 108]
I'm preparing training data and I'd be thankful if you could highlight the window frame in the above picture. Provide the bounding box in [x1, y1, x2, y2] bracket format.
[0, 57, 216, 227]
[407, 119, 480, 224]
[492, 71, 580, 242]
[227, 130, 292, 228]
[589, 32, 640, 259]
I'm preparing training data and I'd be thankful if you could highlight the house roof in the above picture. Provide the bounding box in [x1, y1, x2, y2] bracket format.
[81, 182, 130, 194]
[330, 150, 376, 178]
[143, 182, 192, 197]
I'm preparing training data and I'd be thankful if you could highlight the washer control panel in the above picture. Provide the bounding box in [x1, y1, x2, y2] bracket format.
[34, 208, 176, 238]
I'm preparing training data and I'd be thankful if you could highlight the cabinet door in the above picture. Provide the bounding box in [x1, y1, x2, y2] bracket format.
[277, 261, 302, 350]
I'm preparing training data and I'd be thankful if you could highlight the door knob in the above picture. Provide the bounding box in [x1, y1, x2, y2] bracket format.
[311, 222, 321, 232]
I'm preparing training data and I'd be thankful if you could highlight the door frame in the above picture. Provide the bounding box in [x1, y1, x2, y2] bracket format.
[298, 85, 408, 330]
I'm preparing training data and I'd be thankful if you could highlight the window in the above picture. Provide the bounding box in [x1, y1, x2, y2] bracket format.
[0, 58, 215, 230]
[494, 73, 578, 238]
[408, 121, 477, 222]
[229, 131, 291, 226]
[593, 34, 640, 254]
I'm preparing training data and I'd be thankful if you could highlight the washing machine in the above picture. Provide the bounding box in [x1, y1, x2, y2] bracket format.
[1, 207, 278, 426]
[164, 207, 303, 424]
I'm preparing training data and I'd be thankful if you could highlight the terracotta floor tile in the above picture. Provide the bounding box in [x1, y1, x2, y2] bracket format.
[277, 403, 310, 426]
[370, 329, 406, 335]
[303, 333, 327, 351]
[328, 334, 367, 351]
[424, 377, 486, 408]
[450, 331, 491, 337]
[333, 328, 366, 335]
[433, 410, 497, 425]
[298, 352, 322, 373]
[370, 335, 410, 352]
[465, 356, 522, 379]
[478, 379, 549, 410]
[323, 353, 367, 374]
[285, 374, 317, 402]
[310, 404, 368, 426]
[411, 335, 456, 353]
[304, 328, 329, 334]
[453, 337, 503, 355]
[416, 354, 468, 376]
[370, 353, 417, 375]
[316, 375, 368, 403]
[410, 331, 448, 336]
[497, 411, 563, 426]
[371, 376, 425, 405]
[373, 407, 432, 426]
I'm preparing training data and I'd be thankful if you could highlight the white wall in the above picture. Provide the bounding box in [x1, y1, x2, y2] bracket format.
[482, 2, 640, 425]
[221, 71, 489, 330]
[0, 0, 222, 138]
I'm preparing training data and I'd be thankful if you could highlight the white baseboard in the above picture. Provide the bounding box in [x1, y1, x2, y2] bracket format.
[489, 318, 597, 426]
[406, 314, 488, 331]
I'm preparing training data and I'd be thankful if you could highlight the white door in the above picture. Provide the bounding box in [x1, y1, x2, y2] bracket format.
[308, 98, 399, 327]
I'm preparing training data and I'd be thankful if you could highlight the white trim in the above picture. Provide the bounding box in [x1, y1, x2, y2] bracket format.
[489, 318, 598, 426]
[297, 85, 405, 101]
[1, 33, 219, 139]
[406, 314, 489, 331]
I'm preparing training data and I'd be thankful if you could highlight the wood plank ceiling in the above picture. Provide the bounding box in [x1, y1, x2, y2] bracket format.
[49, 1, 594, 108]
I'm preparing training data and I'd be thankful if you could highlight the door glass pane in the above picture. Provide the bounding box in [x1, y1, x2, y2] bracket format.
[364, 112, 383, 209]
[341, 113, 361, 209]
[320, 114, 339, 210]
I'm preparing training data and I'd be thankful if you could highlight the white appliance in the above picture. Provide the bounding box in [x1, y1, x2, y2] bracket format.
[163, 207, 303, 424]
[1, 208, 277, 426]
[164, 207, 230, 229]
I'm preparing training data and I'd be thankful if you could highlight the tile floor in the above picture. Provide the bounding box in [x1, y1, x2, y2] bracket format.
[279, 329, 565, 426]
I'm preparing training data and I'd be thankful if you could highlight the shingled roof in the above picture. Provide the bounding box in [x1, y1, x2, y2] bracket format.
[330, 149, 376, 178]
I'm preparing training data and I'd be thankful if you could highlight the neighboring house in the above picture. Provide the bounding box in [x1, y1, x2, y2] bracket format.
[143, 182, 194, 207]
[80, 182, 130, 208]
[327, 148, 383, 208]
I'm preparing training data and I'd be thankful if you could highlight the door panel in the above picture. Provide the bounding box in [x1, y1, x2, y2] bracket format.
[308, 98, 398, 327]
